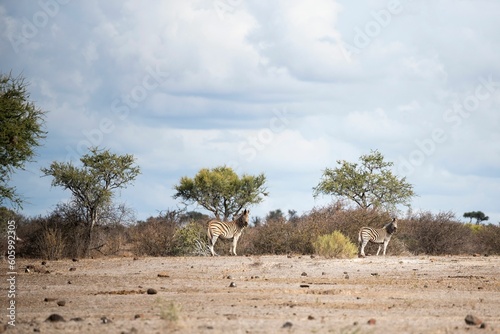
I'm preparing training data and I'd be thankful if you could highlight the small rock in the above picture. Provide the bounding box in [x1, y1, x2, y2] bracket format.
[45, 314, 65, 322]
[101, 316, 112, 324]
[299, 284, 310, 288]
[367, 318, 376, 325]
[147, 288, 157, 295]
[370, 273, 379, 276]
[25, 264, 44, 273]
[44, 298, 57, 302]
[134, 314, 142, 319]
[68, 280, 72, 284]
[229, 282, 237, 288]
[465, 314, 482, 326]
[70, 317, 84, 322]
[57, 300, 66, 307]
[69, 267, 77, 271]
[480, 323, 488, 329]
[41, 261, 47, 266]
[72, 258, 79, 262]
[157, 272, 170, 278]
[307, 315, 315, 320]
[301, 272, 308, 277]
[282, 321, 293, 328]
[226, 275, 233, 279]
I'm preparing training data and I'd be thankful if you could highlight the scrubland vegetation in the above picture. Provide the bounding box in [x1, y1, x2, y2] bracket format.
[3, 202, 499, 259]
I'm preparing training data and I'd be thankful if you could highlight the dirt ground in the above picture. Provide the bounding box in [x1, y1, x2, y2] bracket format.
[2, 254, 499, 333]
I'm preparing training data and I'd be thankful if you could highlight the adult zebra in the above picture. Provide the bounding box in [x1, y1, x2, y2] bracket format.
[207, 209, 250, 256]
[358, 218, 398, 257]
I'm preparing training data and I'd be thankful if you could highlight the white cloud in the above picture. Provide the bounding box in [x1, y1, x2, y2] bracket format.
[1, 0, 499, 223]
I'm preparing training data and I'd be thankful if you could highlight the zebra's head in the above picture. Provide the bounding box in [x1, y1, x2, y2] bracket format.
[386, 217, 398, 234]
[237, 209, 250, 228]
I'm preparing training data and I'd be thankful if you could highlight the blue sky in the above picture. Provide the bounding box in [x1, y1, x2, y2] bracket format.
[1, 0, 499, 223]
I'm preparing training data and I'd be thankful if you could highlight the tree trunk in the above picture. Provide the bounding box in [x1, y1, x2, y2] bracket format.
[83, 210, 97, 258]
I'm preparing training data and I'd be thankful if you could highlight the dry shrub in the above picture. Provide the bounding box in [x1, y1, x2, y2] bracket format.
[399, 211, 473, 255]
[247, 218, 295, 254]
[130, 216, 178, 256]
[37, 228, 65, 260]
[313, 231, 357, 258]
[239, 203, 397, 256]
[93, 224, 128, 256]
[129, 210, 210, 256]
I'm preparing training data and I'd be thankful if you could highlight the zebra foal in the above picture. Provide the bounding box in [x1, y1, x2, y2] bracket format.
[358, 218, 398, 257]
[207, 209, 250, 256]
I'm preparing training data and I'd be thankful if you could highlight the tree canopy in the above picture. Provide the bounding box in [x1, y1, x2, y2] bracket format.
[41, 147, 140, 256]
[0, 72, 46, 208]
[463, 211, 489, 225]
[173, 166, 268, 220]
[313, 150, 416, 211]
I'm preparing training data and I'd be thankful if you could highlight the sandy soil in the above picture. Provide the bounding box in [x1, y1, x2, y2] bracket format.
[2, 255, 499, 333]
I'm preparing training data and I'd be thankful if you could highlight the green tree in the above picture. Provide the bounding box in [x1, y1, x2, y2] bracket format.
[41, 147, 140, 257]
[0, 72, 46, 208]
[463, 211, 489, 225]
[173, 166, 268, 220]
[313, 150, 415, 211]
[266, 209, 285, 222]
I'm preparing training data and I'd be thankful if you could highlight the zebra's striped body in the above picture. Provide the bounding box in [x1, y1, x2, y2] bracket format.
[207, 209, 250, 256]
[358, 218, 398, 257]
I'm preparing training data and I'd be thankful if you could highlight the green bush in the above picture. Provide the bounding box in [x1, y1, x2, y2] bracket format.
[313, 230, 357, 259]
[474, 224, 500, 255]
[464, 223, 483, 234]
[172, 221, 207, 256]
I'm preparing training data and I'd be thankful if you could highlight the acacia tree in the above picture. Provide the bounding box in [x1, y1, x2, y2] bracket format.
[0, 73, 46, 208]
[463, 211, 489, 225]
[41, 147, 140, 257]
[173, 166, 268, 220]
[313, 150, 415, 212]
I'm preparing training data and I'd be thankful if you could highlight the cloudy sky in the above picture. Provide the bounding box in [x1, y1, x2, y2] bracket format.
[1, 0, 499, 223]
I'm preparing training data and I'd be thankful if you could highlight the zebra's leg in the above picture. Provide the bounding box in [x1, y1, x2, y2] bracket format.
[360, 239, 368, 257]
[209, 235, 219, 256]
[376, 244, 382, 256]
[382, 240, 388, 256]
[231, 236, 240, 256]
